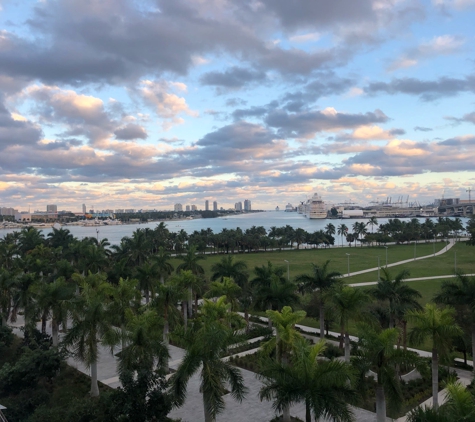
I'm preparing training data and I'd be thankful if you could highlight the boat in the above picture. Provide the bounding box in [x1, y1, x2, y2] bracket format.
[304, 193, 327, 219]
[275, 206, 280, 211]
[284, 203, 296, 212]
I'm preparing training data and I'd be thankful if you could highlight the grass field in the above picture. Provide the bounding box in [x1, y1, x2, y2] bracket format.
[169, 241, 454, 281]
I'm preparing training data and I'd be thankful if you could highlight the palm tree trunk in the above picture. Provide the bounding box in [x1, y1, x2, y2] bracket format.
[52, 318, 59, 347]
[339, 322, 344, 349]
[41, 312, 47, 334]
[319, 302, 325, 340]
[432, 348, 439, 410]
[402, 320, 408, 351]
[305, 400, 311, 422]
[90, 360, 100, 397]
[203, 392, 214, 422]
[183, 301, 188, 328]
[145, 289, 150, 304]
[163, 317, 169, 374]
[471, 324, 475, 375]
[244, 309, 250, 334]
[188, 288, 193, 318]
[375, 383, 386, 422]
[344, 331, 350, 362]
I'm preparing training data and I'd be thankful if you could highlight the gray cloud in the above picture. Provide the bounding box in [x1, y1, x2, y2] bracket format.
[265, 108, 389, 138]
[365, 75, 475, 101]
[200, 66, 267, 89]
[114, 124, 148, 140]
[414, 126, 433, 132]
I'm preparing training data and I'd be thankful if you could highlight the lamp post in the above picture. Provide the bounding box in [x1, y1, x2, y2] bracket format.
[284, 260, 290, 281]
[96, 229, 99, 242]
[384, 246, 388, 267]
[346, 253, 350, 276]
[377, 256, 380, 281]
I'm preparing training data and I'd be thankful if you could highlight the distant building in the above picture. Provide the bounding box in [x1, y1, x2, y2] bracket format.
[115, 209, 125, 213]
[191, 205, 197, 211]
[186, 205, 191, 211]
[15, 212, 31, 222]
[82, 204, 86, 214]
[205, 200, 209, 211]
[235, 202, 242, 211]
[47, 204, 58, 213]
[124, 209, 135, 213]
[0, 207, 18, 216]
[213, 201, 218, 211]
[174, 203, 183, 212]
[244, 199, 251, 211]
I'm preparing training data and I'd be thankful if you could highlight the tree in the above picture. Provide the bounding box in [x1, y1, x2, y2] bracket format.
[64, 273, 118, 397]
[153, 246, 174, 284]
[254, 274, 299, 313]
[337, 224, 348, 247]
[259, 337, 356, 422]
[295, 260, 341, 339]
[407, 304, 462, 410]
[177, 245, 206, 316]
[370, 268, 422, 349]
[367, 216, 378, 234]
[466, 215, 475, 246]
[434, 272, 475, 374]
[330, 284, 370, 361]
[354, 324, 425, 422]
[171, 297, 247, 422]
[210, 255, 248, 287]
[135, 261, 159, 304]
[352, 221, 367, 247]
[205, 277, 242, 311]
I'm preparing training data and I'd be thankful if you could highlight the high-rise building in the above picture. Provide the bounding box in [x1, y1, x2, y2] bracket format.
[205, 200, 209, 211]
[235, 202, 242, 211]
[174, 203, 183, 212]
[191, 205, 197, 211]
[82, 204, 86, 214]
[213, 201, 218, 211]
[47, 204, 58, 213]
[244, 199, 251, 211]
[185, 205, 190, 211]
[0, 207, 18, 216]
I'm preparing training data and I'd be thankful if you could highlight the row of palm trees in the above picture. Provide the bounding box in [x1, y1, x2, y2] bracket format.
[1, 224, 475, 421]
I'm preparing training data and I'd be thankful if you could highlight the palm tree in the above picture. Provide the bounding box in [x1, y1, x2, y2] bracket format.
[177, 245, 206, 316]
[151, 279, 185, 373]
[367, 216, 378, 234]
[259, 337, 356, 422]
[0, 269, 15, 326]
[352, 221, 367, 247]
[135, 261, 159, 304]
[205, 277, 241, 311]
[171, 297, 247, 422]
[337, 224, 348, 247]
[370, 268, 422, 348]
[153, 246, 174, 284]
[354, 324, 425, 422]
[118, 309, 168, 375]
[330, 284, 370, 361]
[433, 272, 475, 374]
[296, 260, 341, 339]
[254, 274, 299, 313]
[407, 304, 462, 410]
[30, 277, 74, 346]
[325, 223, 336, 237]
[64, 273, 118, 397]
[174, 270, 198, 327]
[210, 255, 248, 287]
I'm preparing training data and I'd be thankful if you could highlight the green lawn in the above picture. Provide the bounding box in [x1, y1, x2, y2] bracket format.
[170, 241, 452, 280]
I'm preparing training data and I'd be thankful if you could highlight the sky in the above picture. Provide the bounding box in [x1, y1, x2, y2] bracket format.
[0, 0, 475, 212]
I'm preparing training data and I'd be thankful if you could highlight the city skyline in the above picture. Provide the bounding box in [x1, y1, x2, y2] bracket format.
[0, 1, 475, 210]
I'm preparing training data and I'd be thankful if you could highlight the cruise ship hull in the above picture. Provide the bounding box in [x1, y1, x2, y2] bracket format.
[304, 193, 327, 219]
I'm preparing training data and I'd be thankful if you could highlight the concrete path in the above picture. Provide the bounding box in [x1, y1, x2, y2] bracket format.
[349, 273, 475, 288]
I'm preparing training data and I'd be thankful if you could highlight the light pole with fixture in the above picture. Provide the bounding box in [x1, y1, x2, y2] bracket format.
[284, 260, 290, 281]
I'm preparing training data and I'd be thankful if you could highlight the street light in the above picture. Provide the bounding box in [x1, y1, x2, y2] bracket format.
[377, 256, 380, 281]
[284, 260, 290, 281]
[96, 229, 99, 241]
[384, 246, 388, 267]
[346, 253, 350, 276]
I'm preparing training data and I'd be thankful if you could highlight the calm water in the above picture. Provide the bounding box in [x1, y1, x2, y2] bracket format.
[0, 212, 470, 246]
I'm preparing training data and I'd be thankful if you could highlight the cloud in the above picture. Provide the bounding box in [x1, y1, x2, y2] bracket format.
[200, 66, 267, 89]
[365, 75, 475, 100]
[289, 32, 320, 43]
[414, 126, 433, 132]
[265, 107, 389, 138]
[388, 35, 465, 70]
[138, 80, 198, 128]
[114, 124, 148, 140]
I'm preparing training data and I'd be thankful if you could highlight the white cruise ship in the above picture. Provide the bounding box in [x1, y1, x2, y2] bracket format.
[304, 193, 327, 219]
[284, 203, 295, 212]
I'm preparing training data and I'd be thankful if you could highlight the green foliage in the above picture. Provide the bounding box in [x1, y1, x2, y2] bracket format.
[0, 324, 14, 354]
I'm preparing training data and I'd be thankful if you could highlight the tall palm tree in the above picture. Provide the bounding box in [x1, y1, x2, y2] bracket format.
[367, 216, 378, 234]
[171, 297, 247, 422]
[407, 304, 462, 410]
[354, 324, 425, 422]
[205, 277, 242, 311]
[325, 223, 336, 237]
[254, 274, 299, 313]
[135, 261, 159, 303]
[337, 224, 348, 247]
[433, 272, 475, 374]
[370, 268, 422, 348]
[64, 273, 118, 397]
[177, 245, 206, 316]
[153, 246, 174, 284]
[352, 221, 367, 247]
[0, 269, 15, 326]
[330, 284, 370, 361]
[30, 277, 74, 346]
[210, 255, 248, 287]
[296, 260, 341, 339]
[259, 337, 356, 422]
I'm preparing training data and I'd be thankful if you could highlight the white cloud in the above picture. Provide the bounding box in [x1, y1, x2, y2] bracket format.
[289, 32, 321, 43]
